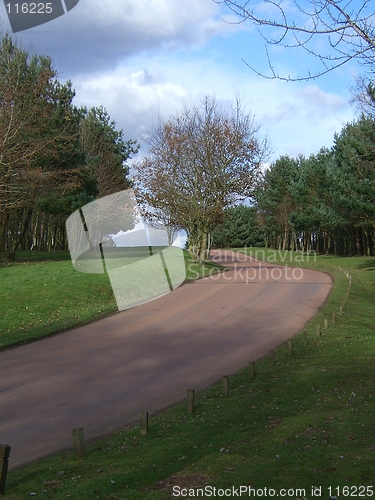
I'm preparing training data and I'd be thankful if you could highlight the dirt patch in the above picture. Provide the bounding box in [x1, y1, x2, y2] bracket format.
[154, 473, 212, 498]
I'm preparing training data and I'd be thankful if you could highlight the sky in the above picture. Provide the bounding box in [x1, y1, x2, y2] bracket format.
[0, 0, 363, 163]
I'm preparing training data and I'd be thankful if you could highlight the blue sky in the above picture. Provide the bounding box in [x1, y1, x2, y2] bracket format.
[0, 0, 362, 162]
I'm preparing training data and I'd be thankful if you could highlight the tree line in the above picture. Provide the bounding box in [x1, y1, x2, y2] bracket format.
[0, 34, 138, 260]
[213, 108, 375, 256]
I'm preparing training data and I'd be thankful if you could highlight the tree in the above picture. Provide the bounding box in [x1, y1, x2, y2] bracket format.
[215, 0, 375, 81]
[352, 77, 375, 117]
[0, 35, 140, 259]
[255, 128, 375, 256]
[0, 34, 85, 259]
[286, 149, 345, 253]
[79, 106, 139, 198]
[256, 156, 300, 250]
[134, 96, 268, 263]
[212, 204, 265, 248]
[330, 115, 375, 254]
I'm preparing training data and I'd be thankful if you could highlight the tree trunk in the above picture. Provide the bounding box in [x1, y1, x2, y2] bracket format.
[7, 209, 33, 260]
[0, 211, 9, 258]
[199, 230, 209, 264]
[355, 227, 361, 256]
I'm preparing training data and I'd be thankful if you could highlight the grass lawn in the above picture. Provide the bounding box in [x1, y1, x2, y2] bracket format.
[2, 248, 375, 499]
[0, 249, 222, 350]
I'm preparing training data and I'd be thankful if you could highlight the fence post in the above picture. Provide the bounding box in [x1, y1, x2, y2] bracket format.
[0, 445, 11, 494]
[187, 389, 195, 414]
[222, 376, 229, 396]
[269, 350, 275, 365]
[324, 318, 328, 330]
[72, 428, 85, 458]
[316, 324, 321, 337]
[303, 331, 308, 345]
[140, 412, 148, 436]
[288, 339, 293, 356]
[249, 361, 255, 380]
[332, 311, 336, 323]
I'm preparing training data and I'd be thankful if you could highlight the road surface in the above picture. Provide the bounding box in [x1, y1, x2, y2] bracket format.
[0, 250, 332, 469]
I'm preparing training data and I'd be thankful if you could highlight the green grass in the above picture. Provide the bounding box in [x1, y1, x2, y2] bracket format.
[2, 248, 375, 499]
[0, 249, 223, 349]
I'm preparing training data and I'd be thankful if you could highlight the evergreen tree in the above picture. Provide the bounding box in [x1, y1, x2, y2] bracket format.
[212, 205, 265, 248]
[255, 156, 299, 250]
[79, 106, 139, 198]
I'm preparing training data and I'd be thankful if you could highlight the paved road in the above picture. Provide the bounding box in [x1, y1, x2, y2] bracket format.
[0, 251, 332, 470]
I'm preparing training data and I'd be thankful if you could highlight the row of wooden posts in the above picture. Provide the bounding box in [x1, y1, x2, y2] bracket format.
[139, 290, 352, 435]
[0, 357, 296, 492]
[71, 286, 349, 449]
[106, 270, 353, 438]
[0, 269, 352, 493]
[53, 349, 290, 461]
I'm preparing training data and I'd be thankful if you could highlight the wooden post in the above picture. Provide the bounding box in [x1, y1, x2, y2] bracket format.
[249, 361, 255, 380]
[222, 376, 229, 396]
[269, 350, 275, 365]
[0, 445, 11, 494]
[187, 389, 195, 414]
[140, 412, 148, 436]
[303, 331, 308, 345]
[288, 338, 293, 356]
[316, 324, 321, 337]
[324, 318, 328, 329]
[72, 428, 85, 458]
[332, 311, 336, 323]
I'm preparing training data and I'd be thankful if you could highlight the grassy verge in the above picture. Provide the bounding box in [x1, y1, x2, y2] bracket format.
[3, 249, 375, 499]
[0, 250, 223, 350]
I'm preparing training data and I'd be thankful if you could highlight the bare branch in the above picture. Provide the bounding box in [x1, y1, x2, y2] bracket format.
[215, 0, 375, 80]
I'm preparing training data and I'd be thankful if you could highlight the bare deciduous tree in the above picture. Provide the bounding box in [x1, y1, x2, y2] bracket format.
[351, 76, 375, 116]
[134, 96, 269, 263]
[215, 0, 375, 81]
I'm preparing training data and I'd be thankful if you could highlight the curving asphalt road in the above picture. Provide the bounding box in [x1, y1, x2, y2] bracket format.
[0, 250, 332, 470]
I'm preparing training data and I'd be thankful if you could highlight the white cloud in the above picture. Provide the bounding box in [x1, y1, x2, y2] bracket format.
[72, 52, 356, 163]
[6, 0, 230, 74]
[248, 81, 354, 158]
[73, 65, 190, 143]
[79, 0, 216, 35]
